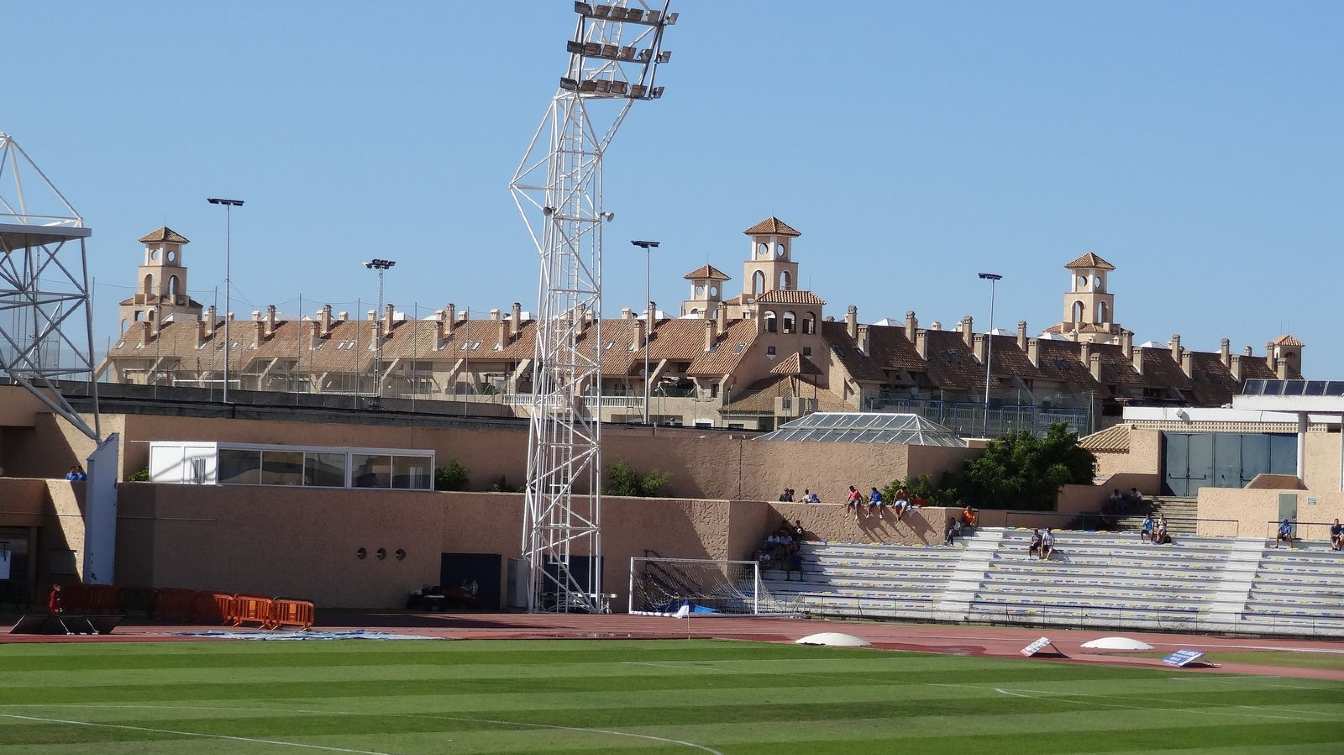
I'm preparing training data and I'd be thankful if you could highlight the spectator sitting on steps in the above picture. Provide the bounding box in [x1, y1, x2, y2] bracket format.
[64, 465, 86, 482]
[1154, 516, 1173, 545]
[1040, 529, 1056, 561]
[1140, 513, 1154, 543]
[1276, 518, 1295, 549]
[845, 485, 863, 518]
[892, 488, 911, 522]
[1027, 529, 1043, 559]
[960, 505, 977, 529]
[867, 487, 884, 514]
[1331, 519, 1342, 552]
[803, 489, 820, 504]
[944, 517, 962, 546]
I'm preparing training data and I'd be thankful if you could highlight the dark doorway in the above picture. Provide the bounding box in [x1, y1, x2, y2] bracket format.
[439, 553, 502, 610]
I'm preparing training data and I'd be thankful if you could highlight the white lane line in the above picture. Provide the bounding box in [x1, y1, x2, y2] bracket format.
[993, 688, 1038, 699]
[0, 713, 393, 754]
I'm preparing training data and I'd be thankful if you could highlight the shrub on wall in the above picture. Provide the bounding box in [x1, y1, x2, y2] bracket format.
[128, 468, 150, 482]
[941, 423, 1096, 511]
[606, 461, 669, 497]
[434, 460, 470, 491]
[882, 474, 957, 507]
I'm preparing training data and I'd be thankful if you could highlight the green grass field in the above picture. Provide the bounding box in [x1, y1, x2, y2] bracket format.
[1, 639, 1342, 753]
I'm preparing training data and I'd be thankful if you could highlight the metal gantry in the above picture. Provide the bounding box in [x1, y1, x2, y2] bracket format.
[509, 1, 677, 613]
[0, 131, 101, 441]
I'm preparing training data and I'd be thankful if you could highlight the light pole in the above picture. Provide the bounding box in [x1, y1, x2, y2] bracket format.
[978, 272, 1003, 437]
[363, 258, 396, 399]
[207, 197, 243, 403]
[630, 240, 660, 424]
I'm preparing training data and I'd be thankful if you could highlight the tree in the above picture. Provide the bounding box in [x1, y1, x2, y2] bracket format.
[434, 459, 470, 491]
[606, 461, 669, 497]
[942, 423, 1096, 510]
[882, 474, 957, 507]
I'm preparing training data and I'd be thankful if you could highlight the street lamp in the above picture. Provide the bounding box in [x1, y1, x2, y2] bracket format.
[363, 258, 396, 399]
[630, 241, 660, 424]
[978, 272, 1003, 436]
[206, 197, 244, 403]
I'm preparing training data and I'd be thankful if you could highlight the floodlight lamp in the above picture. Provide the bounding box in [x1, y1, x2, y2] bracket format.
[543, 206, 555, 216]
[978, 272, 1003, 281]
[601, 211, 615, 222]
[630, 240, 660, 249]
[207, 197, 244, 207]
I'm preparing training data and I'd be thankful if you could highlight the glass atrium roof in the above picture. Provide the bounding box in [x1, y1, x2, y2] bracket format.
[756, 412, 967, 447]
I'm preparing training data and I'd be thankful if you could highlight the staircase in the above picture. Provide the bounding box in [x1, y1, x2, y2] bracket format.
[1111, 496, 1199, 535]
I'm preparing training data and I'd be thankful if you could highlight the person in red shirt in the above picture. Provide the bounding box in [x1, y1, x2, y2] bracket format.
[47, 584, 63, 615]
[845, 485, 863, 519]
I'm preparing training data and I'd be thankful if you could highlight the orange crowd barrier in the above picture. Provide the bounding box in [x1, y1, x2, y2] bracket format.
[232, 595, 274, 628]
[192, 592, 236, 624]
[269, 599, 316, 630]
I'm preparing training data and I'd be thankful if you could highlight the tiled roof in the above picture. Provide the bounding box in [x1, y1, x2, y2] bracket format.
[1064, 251, 1115, 271]
[686, 318, 759, 377]
[1079, 423, 1130, 453]
[1272, 334, 1304, 347]
[722, 374, 846, 413]
[683, 264, 730, 281]
[754, 289, 825, 306]
[769, 352, 822, 376]
[743, 216, 801, 237]
[138, 226, 189, 244]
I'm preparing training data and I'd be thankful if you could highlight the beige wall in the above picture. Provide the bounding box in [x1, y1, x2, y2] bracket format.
[1197, 487, 1344, 540]
[1092, 428, 1162, 479]
[1302, 431, 1343, 493]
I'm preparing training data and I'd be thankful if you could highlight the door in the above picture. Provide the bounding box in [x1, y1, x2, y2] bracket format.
[1213, 433, 1241, 488]
[1162, 433, 1190, 496]
[438, 553, 502, 610]
[1278, 493, 1298, 539]
[1186, 433, 1213, 495]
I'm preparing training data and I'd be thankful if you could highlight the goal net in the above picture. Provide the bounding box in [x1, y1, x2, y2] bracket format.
[628, 557, 760, 616]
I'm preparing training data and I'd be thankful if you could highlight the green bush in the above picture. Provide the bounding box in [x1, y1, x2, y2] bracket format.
[128, 468, 150, 482]
[434, 460, 469, 491]
[942, 423, 1096, 510]
[882, 474, 958, 507]
[606, 461, 669, 497]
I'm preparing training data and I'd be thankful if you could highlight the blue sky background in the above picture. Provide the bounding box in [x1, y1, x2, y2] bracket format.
[8, 1, 1342, 372]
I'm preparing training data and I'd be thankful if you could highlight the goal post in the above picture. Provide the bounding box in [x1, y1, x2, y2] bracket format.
[628, 557, 761, 616]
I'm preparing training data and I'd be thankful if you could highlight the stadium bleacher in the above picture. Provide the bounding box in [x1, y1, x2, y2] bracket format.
[759, 527, 1344, 638]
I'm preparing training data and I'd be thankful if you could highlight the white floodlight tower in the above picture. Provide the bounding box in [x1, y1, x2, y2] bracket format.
[0, 132, 101, 441]
[510, 1, 677, 613]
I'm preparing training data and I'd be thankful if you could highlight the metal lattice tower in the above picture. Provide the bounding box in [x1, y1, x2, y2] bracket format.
[509, 1, 677, 613]
[0, 131, 101, 441]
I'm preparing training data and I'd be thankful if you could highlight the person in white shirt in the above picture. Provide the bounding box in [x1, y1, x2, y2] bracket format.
[1040, 529, 1055, 561]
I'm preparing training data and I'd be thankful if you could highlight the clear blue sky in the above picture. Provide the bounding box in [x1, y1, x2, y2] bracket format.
[9, 2, 1342, 373]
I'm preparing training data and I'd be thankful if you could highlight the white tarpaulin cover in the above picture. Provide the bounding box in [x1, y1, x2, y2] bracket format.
[1081, 636, 1154, 651]
[796, 632, 871, 647]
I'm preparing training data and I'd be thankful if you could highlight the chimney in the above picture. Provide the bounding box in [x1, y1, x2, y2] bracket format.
[620, 307, 633, 320]
[1170, 333, 1182, 364]
[319, 304, 333, 338]
[1242, 345, 1252, 357]
[443, 304, 455, 336]
[1089, 353, 1103, 382]
[1181, 350, 1193, 378]
[149, 310, 161, 340]
[305, 319, 320, 350]
[204, 305, 217, 338]
[489, 307, 501, 321]
[1027, 338, 1040, 368]
[1276, 358, 1289, 380]
[1230, 354, 1244, 381]
[251, 315, 264, 347]
[495, 317, 507, 349]
[1132, 344, 1145, 375]
[704, 318, 717, 352]
[1265, 341, 1275, 370]
[845, 305, 858, 339]
[905, 310, 917, 342]
[265, 305, 278, 338]
[715, 304, 727, 335]
[632, 315, 646, 352]
[337, 311, 349, 321]
[383, 304, 395, 337]
[857, 324, 870, 355]
[575, 306, 589, 339]
[1079, 340, 1091, 368]
[915, 330, 929, 360]
[973, 334, 987, 364]
[646, 300, 656, 336]
[1121, 330, 1133, 359]
[1219, 337, 1231, 367]
[930, 320, 942, 331]
[367, 310, 377, 345]
[134, 320, 150, 345]
[1016, 320, 1027, 351]
[960, 315, 973, 347]
[509, 301, 522, 340]
[194, 316, 206, 349]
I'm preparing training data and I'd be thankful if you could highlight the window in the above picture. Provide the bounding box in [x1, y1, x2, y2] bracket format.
[782, 312, 796, 333]
[260, 450, 304, 486]
[1071, 301, 1084, 322]
[1076, 275, 1086, 290]
[803, 312, 816, 335]
[304, 452, 346, 487]
[779, 270, 791, 289]
[765, 311, 778, 333]
[767, 345, 777, 356]
[218, 448, 261, 485]
[1095, 300, 1108, 324]
[351, 454, 393, 488]
[143, 274, 153, 295]
[757, 242, 768, 258]
[694, 284, 705, 297]
[393, 456, 433, 490]
[168, 275, 180, 297]
[803, 346, 812, 357]
[709, 286, 718, 297]
[775, 242, 786, 258]
[689, 308, 699, 316]
[752, 271, 765, 295]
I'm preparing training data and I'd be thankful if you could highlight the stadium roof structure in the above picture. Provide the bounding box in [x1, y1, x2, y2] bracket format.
[756, 412, 967, 447]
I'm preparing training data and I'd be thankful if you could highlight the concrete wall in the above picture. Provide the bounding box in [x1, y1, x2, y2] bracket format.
[1197, 487, 1344, 540]
[1092, 428, 1162, 480]
[1302, 431, 1343, 493]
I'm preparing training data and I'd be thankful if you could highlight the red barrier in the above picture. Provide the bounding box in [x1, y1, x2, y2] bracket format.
[153, 588, 198, 622]
[232, 595, 274, 628]
[86, 585, 120, 614]
[192, 592, 236, 624]
[269, 599, 315, 630]
[118, 587, 156, 615]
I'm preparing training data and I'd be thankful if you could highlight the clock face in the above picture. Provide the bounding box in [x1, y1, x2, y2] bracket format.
[775, 244, 785, 258]
[167, 250, 177, 263]
[757, 242, 768, 258]
[709, 286, 718, 297]
[151, 248, 160, 261]
[1077, 275, 1086, 289]
[1092, 275, 1102, 288]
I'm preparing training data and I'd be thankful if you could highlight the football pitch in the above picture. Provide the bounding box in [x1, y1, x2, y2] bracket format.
[1, 639, 1342, 753]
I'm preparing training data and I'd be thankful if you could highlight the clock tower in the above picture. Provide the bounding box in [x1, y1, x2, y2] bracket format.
[740, 216, 801, 301]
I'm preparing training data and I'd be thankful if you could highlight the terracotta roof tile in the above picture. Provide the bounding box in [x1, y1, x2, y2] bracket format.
[743, 216, 801, 237]
[686, 318, 758, 377]
[754, 289, 825, 306]
[1272, 334, 1304, 347]
[683, 264, 730, 281]
[138, 226, 189, 244]
[1079, 423, 1130, 453]
[722, 374, 846, 413]
[769, 352, 822, 376]
[1064, 251, 1115, 270]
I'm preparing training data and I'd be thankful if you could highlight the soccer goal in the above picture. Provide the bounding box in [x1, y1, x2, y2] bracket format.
[628, 557, 760, 616]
